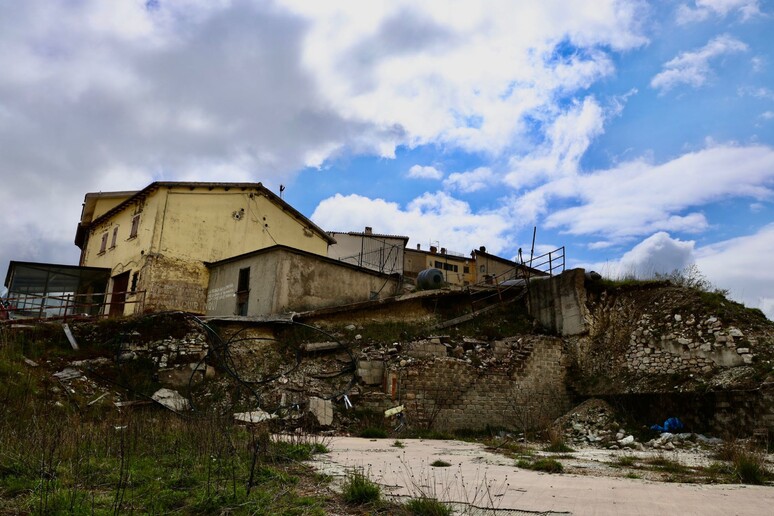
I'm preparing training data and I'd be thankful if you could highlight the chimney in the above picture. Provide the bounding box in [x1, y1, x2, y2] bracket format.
[364, 226, 373, 235]
[440, 247, 446, 255]
[416, 243, 421, 250]
[479, 246, 486, 253]
[430, 245, 437, 254]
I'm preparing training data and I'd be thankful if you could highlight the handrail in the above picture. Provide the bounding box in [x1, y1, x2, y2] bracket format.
[0, 290, 146, 321]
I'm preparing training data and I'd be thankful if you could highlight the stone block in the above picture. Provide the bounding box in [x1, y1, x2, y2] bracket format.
[308, 396, 334, 426]
[357, 360, 385, 385]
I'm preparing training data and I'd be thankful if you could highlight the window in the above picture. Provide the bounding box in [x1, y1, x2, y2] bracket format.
[236, 267, 250, 316]
[130, 271, 139, 292]
[434, 261, 443, 268]
[464, 266, 469, 274]
[480, 265, 485, 273]
[110, 227, 118, 248]
[99, 233, 108, 254]
[129, 215, 140, 239]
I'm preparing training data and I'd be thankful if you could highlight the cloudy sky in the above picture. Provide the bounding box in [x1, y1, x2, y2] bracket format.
[1, 0, 773, 318]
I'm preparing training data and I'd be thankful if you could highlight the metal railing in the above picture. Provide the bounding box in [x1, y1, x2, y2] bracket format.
[529, 246, 565, 277]
[0, 290, 146, 322]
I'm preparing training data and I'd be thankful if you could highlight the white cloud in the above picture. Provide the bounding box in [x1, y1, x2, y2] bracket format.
[651, 34, 748, 93]
[280, 0, 646, 156]
[515, 143, 774, 240]
[581, 228, 774, 320]
[761, 111, 774, 120]
[676, 0, 761, 23]
[444, 167, 495, 193]
[311, 191, 512, 255]
[506, 97, 605, 188]
[695, 224, 774, 320]
[407, 164, 443, 180]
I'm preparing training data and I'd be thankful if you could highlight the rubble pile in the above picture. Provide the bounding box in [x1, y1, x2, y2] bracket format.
[553, 399, 725, 451]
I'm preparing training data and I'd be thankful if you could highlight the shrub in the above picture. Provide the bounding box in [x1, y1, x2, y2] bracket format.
[430, 460, 451, 468]
[518, 458, 563, 473]
[359, 427, 388, 438]
[341, 470, 381, 505]
[733, 448, 769, 485]
[405, 497, 452, 516]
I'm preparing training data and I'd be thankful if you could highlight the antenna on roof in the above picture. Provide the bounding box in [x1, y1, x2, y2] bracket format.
[279, 184, 285, 198]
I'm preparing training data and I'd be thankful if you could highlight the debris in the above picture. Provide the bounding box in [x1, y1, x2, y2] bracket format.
[23, 357, 39, 367]
[302, 341, 341, 352]
[650, 417, 684, 434]
[88, 392, 109, 406]
[151, 388, 190, 412]
[234, 409, 277, 424]
[62, 323, 79, 350]
[384, 405, 404, 417]
[308, 396, 334, 426]
[53, 368, 82, 381]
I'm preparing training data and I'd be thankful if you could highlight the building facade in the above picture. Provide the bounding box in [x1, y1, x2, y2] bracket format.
[75, 182, 334, 315]
[327, 227, 408, 275]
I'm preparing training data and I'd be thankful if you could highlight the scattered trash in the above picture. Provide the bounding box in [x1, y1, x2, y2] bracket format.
[234, 409, 277, 424]
[53, 368, 82, 381]
[23, 357, 39, 367]
[151, 388, 190, 412]
[650, 417, 684, 433]
[62, 323, 80, 351]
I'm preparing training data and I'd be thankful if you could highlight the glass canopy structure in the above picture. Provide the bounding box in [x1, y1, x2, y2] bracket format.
[2, 261, 111, 320]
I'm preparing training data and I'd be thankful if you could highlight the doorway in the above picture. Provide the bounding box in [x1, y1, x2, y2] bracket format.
[109, 271, 130, 317]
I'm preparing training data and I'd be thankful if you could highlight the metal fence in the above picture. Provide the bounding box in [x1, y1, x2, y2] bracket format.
[0, 290, 146, 322]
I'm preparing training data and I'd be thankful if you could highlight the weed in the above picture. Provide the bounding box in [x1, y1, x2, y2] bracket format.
[543, 441, 574, 453]
[645, 456, 690, 475]
[359, 427, 388, 439]
[518, 458, 563, 473]
[405, 496, 453, 516]
[341, 470, 381, 505]
[615, 455, 638, 467]
[393, 440, 405, 448]
[732, 448, 770, 485]
[624, 473, 641, 479]
[430, 460, 451, 468]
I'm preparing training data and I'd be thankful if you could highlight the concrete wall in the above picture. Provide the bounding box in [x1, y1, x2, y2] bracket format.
[206, 247, 401, 316]
[528, 268, 588, 336]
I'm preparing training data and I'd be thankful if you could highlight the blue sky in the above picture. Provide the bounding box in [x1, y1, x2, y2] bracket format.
[1, 0, 773, 318]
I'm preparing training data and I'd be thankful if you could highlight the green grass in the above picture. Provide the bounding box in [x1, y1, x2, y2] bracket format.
[359, 427, 388, 438]
[393, 440, 405, 448]
[405, 496, 453, 515]
[543, 441, 575, 453]
[341, 470, 381, 505]
[518, 458, 563, 473]
[615, 455, 638, 467]
[645, 456, 690, 475]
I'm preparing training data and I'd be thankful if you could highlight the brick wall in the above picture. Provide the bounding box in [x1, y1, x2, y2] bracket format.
[387, 336, 570, 431]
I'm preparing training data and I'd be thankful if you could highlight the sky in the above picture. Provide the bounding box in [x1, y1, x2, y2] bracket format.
[1, 0, 773, 318]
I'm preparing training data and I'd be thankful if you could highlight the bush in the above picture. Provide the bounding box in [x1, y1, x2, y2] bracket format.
[733, 448, 769, 485]
[405, 497, 452, 516]
[430, 460, 451, 467]
[359, 427, 388, 438]
[518, 458, 563, 473]
[342, 470, 381, 505]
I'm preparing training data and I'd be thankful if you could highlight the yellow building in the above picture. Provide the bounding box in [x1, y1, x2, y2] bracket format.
[75, 182, 334, 315]
[403, 245, 475, 287]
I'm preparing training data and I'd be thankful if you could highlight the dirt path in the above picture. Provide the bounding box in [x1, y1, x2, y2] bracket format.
[311, 437, 774, 515]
